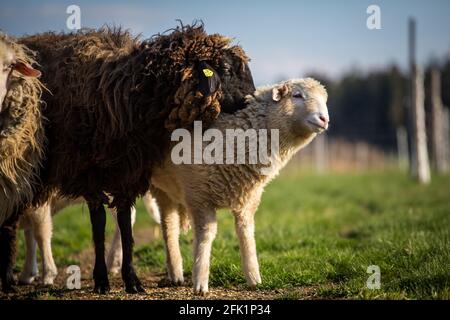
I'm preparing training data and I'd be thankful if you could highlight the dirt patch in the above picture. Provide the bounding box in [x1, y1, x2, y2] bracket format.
[0, 275, 320, 300]
[0, 226, 319, 300]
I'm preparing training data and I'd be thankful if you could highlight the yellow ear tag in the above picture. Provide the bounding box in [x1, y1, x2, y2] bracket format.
[202, 68, 214, 77]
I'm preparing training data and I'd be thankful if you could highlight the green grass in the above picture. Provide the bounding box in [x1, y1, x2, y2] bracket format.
[16, 200, 155, 266]
[17, 171, 450, 299]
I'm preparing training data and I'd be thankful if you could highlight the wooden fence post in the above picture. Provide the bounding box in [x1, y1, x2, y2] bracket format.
[430, 69, 449, 173]
[406, 18, 416, 176]
[396, 126, 409, 169]
[314, 134, 327, 174]
[408, 18, 431, 183]
[411, 66, 431, 183]
[442, 107, 450, 171]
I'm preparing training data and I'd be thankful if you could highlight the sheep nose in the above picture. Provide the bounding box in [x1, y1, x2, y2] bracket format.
[318, 114, 329, 125]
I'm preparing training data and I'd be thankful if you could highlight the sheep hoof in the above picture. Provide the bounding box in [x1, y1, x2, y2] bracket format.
[193, 283, 209, 296]
[93, 283, 110, 294]
[2, 270, 17, 293]
[247, 280, 262, 290]
[193, 289, 209, 297]
[18, 271, 39, 285]
[168, 273, 185, 286]
[125, 276, 146, 293]
[246, 274, 262, 289]
[41, 276, 56, 286]
[93, 279, 110, 294]
[41, 270, 58, 286]
[157, 277, 173, 287]
[125, 283, 146, 294]
[18, 275, 36, 285]
[158, 276, 184, 287]
[248, 284, 258, 291]
[173, 279, 184, 286]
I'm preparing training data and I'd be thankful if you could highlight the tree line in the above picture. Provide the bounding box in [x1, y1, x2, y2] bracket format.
[307, 54, 450, 152]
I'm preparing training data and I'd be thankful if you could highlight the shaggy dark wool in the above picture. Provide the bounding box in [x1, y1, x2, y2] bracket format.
[21, 24, 255, 204]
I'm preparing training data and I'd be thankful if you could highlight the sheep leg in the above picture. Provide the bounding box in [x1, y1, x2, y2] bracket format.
[142, 192, 161, 224]
[191, 209, 217, 295]
[31, 203, 58, 285]
[116, 203, 145, 293]
[18, 228, 39, 284]
[0, 210, 20, 293]
[106, 206, 136, 274]
[233, 211, 262, 288]
[162, 209, 184, 285]
[106, 223, 122, 274]
[157, 192, 184, 285]
[87, 198, 110, 294]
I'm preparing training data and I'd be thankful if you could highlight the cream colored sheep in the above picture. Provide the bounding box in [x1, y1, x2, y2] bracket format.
[0, 39, 15, 107]
[0, 35, 44, 292]
[151, 78, 329, 294]
[0, 37, 40, 108]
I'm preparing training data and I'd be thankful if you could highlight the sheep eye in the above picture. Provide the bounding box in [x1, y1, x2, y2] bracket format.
[221, 63, 231, 75]
[292, 92, 304, 99]
[2, 64, 12, 73]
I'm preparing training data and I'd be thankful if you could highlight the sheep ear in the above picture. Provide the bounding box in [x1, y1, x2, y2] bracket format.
[13, 60, 41, 78]
[272, 84, 289, 102]
[197, 61, 221, 97]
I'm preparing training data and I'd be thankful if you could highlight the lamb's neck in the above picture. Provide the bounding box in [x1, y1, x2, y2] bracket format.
[218, 102, 316, 180]
[255, 132, 316, 180]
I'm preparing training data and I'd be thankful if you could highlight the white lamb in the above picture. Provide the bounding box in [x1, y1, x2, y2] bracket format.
[151, 78, 329, 294]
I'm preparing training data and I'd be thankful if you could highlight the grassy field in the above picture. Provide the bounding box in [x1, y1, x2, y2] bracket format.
[13, 170, 450, 299]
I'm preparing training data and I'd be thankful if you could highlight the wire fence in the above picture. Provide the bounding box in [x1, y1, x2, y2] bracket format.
[288, 135, 405, 173]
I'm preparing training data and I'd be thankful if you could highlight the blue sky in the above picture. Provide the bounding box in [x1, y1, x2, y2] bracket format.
[1, 0, 449, 84]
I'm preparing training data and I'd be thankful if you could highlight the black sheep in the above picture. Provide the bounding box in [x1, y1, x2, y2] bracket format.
[0, 24, 255, 294]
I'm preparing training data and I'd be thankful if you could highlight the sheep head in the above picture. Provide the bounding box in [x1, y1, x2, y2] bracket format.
[0, 38, 41, 113]
[214, 46, 255, 114]
[271, 78, 329, 137]
[147, 24, 255, 131]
